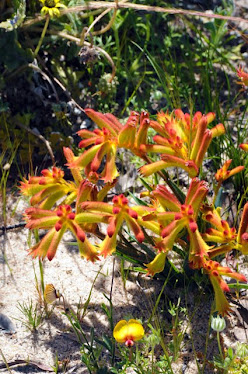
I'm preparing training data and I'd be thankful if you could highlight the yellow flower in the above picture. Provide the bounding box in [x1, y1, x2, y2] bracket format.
[145, 251, 167, 276]
[44, 284, 61, 304]
[40, 0, 66, 17]
[113, 319, 144, 347]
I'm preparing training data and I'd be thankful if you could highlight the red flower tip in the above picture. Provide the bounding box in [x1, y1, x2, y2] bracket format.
[122, 196, 128, 205]
[112, 196, 119, 204]
[175, 213, 182, 220]
[188, 207, 194, 216]
[68, 213, 75, 220]
[189, 220, 197, 233]
[205, 214, 213, 221]
[136, 231, 145, 243]
[113, 207, 121, 214]
[55, 221, 62, 231]
[78, 140, 85, 148]
[128, 209, 138, 219]
[242, 233, 248, 242]
[77, 231, 86, 242]
[142, 118, 150, 126]
[38, 178, 46, 185]
[161, 227, 168, 238]
[41, 169, 50, 177]
[107, 226, 115, 238]
[221, 282, 230, 293]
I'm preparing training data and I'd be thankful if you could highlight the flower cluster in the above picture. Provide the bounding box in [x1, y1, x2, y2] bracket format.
[21, 107, 248, 315]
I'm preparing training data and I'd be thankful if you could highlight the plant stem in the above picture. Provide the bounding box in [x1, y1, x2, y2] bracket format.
[128, 346, 133, 362]
[34, 15, 50, 57]
[217, 331, 224, 362]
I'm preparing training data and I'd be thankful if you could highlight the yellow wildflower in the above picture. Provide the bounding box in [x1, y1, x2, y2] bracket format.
[40, 0, 66, 17]
[113, 319, 144, 347]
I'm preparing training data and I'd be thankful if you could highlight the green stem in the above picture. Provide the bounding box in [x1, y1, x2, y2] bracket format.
[213, 181, 221, 206]
[34, 15, 50, 57]
[217, 331, 224, 362]
[39, 259, 45, 295]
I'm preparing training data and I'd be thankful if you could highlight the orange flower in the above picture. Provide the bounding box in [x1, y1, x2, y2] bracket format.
[24, 204, 107, 261]
[144, 178, 209, 275]
[203, 259, 247, 316]
[20, 167, 75, 209]
[68, 109, 152, 182]
[239, 143, 248, 152]
[215, 159, 244, 183]
[113, 319, 144, 347]
[140, 110, 224, 178]
[237, 66, 248, 86]
[81, 194, 147, 257]
[145, 251, 167, 276]
[237, 202, 248, 254]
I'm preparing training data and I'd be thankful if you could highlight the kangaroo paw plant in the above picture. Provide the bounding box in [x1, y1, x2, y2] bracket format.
[20, 108, 248, 316]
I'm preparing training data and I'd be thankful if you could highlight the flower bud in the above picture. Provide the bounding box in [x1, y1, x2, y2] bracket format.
[211, 315, 226, 332]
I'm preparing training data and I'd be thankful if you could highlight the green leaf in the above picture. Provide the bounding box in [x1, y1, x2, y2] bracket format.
[128, 191, 148, 206]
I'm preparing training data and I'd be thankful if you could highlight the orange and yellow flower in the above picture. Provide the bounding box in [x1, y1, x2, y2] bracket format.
[24, 204, 109, 261]
[215, 159, 244, 183]
[237, 66, 248, 87]
[81, 194, 149, 257]
[140, 110, 225, 178]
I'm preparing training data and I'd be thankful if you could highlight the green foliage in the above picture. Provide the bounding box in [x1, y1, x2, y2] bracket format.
[16, 299, 45, 331]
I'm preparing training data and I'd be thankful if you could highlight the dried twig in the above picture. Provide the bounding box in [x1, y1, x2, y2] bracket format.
[32, 29, 116, 83]
[22, 2, 248, 29]
[0, 358, 53, 371]
[15, 122, 55, 165]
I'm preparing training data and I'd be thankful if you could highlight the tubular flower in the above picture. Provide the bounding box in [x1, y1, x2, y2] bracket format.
[145, 251, 167, 276]
[203, 259, 247, 316]
[237, 202, 248, 254]
[202, 205, 237, 245]
[81, 194, 146, 257]
[140, 110, 224, 178]
[118, 111, 150, 156]
[63, 147, 83, 185]
[237, 66, 248, 87]
[68, 109, 151, 182]
[240, 143, 248, 152]
[201, 203, 248, 257]
[24, 204, 108, 262]
[144, 178, 209, 274]
[113, 319, 144, 347]
[40, 0, 66, 17]
[68, 108, 122, 183]
[69, 126, 119, 183]
[215, 159, 244, 183]
[151, 178, 208, 236]
[20, 167, 76, 209]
